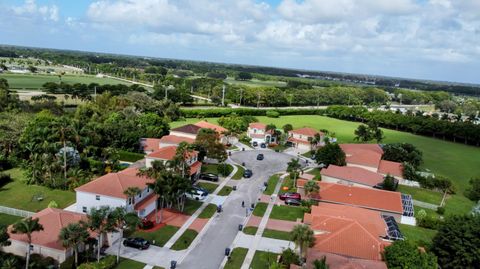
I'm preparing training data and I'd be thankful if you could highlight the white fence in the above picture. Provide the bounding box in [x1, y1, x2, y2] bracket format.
[0, 205, 34, 218]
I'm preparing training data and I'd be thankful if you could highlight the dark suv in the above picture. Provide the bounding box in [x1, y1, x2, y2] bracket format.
[123, 238, 150, 250]
[243, 169, 253, 178]
[256, 154, 264, 160]
[199, 173, 219, 182]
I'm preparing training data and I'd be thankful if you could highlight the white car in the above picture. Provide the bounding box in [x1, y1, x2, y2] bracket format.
[186, 189, 208, 201]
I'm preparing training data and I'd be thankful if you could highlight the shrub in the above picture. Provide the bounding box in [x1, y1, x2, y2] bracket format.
[0, 172, 12, 188]
[217, 163, 233, 176]
[279, 248, 300, 267]
[417, 216, 441, 230]
[238, 134, 251, 144]
[436, 206, 445, 215]
[465, 178, 480, 201]
[77, 256, 116, 269]
[266, 110, 280, 118]
[47, 200, 59, 208]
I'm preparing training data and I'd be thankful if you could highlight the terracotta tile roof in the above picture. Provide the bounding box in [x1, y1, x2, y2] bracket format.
[321, 165, 384, 187]
[297, 180, 403, 214]
[134, 193, 157, 211]
[303, 249, 387, 269]
[141, 138, 162, 152]
[287, 137, 311, 145]
[306, 203, 390, 261]
[194, 120, 227, 133]
[75, 169, 153, 199]
[189, 161, 202, 175]
[158, 135, 195, 145]
[8, 208, 90, 250]
[250, 133, 268, 139]
[249, 122, 267, 129]
[171, 124, 202, 135]
[147, 146, 198, 161]
[290, 127, 323, 137]
[378, 160, 403, 178]
[340, 144, 384, 168]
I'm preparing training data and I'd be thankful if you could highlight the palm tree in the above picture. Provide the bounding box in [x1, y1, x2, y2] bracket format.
[312, 256, 329, 269]
[11, 217, 44, 269]
[123, 187, 141, 210]
[287, 158, 302, 189]
[139, 161, 169, 224]
[58, 222, 90, 267]
[55, 117, 75, 181]
[87, 206, 116, 262]
[110, 207, 140, 263]
[290, 224, 315, 260]
[304, 180, 320, 198]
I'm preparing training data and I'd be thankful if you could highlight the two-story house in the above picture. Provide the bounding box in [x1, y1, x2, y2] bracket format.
[247, 122, 276, 144]
[287, 127, 324, 150]
[145, 146, 202, 181]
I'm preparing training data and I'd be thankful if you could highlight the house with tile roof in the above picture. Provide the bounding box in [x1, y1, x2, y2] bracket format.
[75, 167, 157, 219]
[3, 208, 93, 263]
[287, 128, 324, 151]
[247, 122, 277, 144]
[290, 249, 387, 269]
[140, 136, 195, 153]
[145, 146, 202, 181]
[320, 165, 385, 188]
[169, 121, 230, 144]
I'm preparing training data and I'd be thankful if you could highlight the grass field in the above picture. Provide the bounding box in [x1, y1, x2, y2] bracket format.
[398, 185, 443, 205]
[115, 258, 146, 269]
[399, 224, 437, 247]
[0, 168, 75, 212]
[270, 205, 305, 221]
[171, 229, 198, 250]
[1, 73, 131, 89]
[262, 229, 292, 241]
[133, 225, 179, 247]
[250, 250, 280, 269]
[0, 213, 22, 226]
[224, 77, 287, 88]
[264, 175, 280, 195]
[224, 248, 249, 269]
[118, 150, 145, 162]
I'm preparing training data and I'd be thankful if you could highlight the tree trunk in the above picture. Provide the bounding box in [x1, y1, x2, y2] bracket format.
[25, 246, 30, 269]
[63, 139, 67, 180]
[97, 233, 102, 262]
[116, 229, 123, 263]
[74, 248, 78, 267]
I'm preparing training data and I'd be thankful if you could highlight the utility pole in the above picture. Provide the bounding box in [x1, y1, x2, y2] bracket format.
[222, 84, 226, 106]
[239, 88, 243, 106]
[257, 92, 261, 108]
[94, 86, 97, 101]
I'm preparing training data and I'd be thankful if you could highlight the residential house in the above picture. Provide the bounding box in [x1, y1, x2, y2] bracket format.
[290, 249, 387, 269]
[287, 128, 324, 151]
[320, 165, 385, 188]
[169, 121, 230, 144]
[145, 146, 202, 181]
[3, 208, 92, 263]
[247, 122, 276, 144]
[140, 136, 195, 153]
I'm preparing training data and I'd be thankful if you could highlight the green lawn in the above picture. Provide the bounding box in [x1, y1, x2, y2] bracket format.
[0, 213, 22, 226]
[253, 202, 268, 217]
[279, 176, 296, 194]
[183, 199, 203, 215]
[398, 185, 443, 205]
[1, 73, 131, 89]
[399, 224, 437, 247]
[264, 175, 280, 195]
[115, 258, 145, 269]
[200, 163, 234, 177]
[250, 250, 280, 269]
[132, 225, 179, 247]
[198, 204, 217, 219]
[118, 150, 145, 162]
[224, 77, 287, 88]
[270, 205, 305, 222]
[218, 186, 233, 196]
[243, 226, 258, 235]
[232, 165, 245, 180]
[0, 168, 75, 212]
[262, 229, 291, 241]
[171, 229, 198, 250]
[224, 247, 249, 269]
[306, 168, 322, 180]
[196, 182, 219, 193]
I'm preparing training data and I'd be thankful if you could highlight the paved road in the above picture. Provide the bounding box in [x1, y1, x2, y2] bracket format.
[179, 150, 305, 269]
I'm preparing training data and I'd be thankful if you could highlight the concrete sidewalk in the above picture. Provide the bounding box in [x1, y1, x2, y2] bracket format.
[233, 233, 293, 253]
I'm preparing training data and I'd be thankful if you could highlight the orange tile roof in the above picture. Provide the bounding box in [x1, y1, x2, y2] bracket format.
[304, 249, 387, 269]
[147, 146, 198, 161]
[194, 120, 227, 133]
[287, 137, 311, 145]
[378, 160, 403, 178]
[75, 169, 153, 199]
[321, 165, 384, 187]
[249, 122, 267, 129]
[189, 161, 202, 175]
[297, 180, 403, 214]
[8, 208, 90, 250]
[141, 138, 162, 152]
[306, 203, 390, 261]
[159, 135, 195, 145]
[290, 127, 323, 137]
[134, 193, 157, 211]
[340, 144, 384, 168]
[171, 124, 202, 134]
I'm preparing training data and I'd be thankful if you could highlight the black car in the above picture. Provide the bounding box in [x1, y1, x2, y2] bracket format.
[252, 141, 258, 147]
[260, 143, 266, 148]
[200, 173, 219, 182]
[243, 169, 253, 178]
[123, 238, 150, 250]
[256, 154, 264, 160]
[284, 198, 302, 206]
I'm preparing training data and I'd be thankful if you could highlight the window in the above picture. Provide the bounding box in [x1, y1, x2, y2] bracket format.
[96, 195, 100, 201]
[82, 207, 87, 213]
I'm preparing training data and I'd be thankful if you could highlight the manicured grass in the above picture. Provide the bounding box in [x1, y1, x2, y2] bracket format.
[218, 186, 233, 196]
[279, 176, 296, 194]
[1, 73, 131, 89]
[201, 163, 234, 176]
[0, 213, 22, 226]
[270, 144, 288, 152]
[398, 185, 443, 205]
[270, 205, 306, 221]
[243, 226, 258, 235]
[264, 175, 280, 195]
[196, 182, 219, 193]
[262, 229, 291, 241]
[306, 168, 322, 180]
[115, 258, 145, 269]
[0, 168, 75, 212]
[171, 229, 198, 250]
[132, 225, 179, 247]
[232, 165, 245, 180]
[198, 204, 217, 219]
[253, 202, 268, 217]
[224, 247, 249, 269]
[224, 77, 287, 88]
[183, 199, 203, 215]
[250, 250, 280, 269]
[118, 150, 145, 162]
[399, 224, 437, 247]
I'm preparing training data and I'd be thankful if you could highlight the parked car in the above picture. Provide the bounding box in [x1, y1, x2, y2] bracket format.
[252, 141, 258, 147]
[256, 154, 264, 160]
[279, 192, 301, 201]
[186, 189, 208, 200]
[260, 143, 266, 148]
[284, 198, 302, 206]
[123, 238, 150, 250]
[243, 169, 253, 178]
[200, 173, 219, 182]
[193, 186, 209, 194]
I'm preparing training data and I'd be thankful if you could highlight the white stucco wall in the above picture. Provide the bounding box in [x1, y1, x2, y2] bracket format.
[2, 240, 68, 263]
[75, 191, 126, 214]
[169, 131, 197, 140]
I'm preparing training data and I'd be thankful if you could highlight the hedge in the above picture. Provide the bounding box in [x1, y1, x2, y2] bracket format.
[180, 108, 326, 118]
[77, 256, 116, 269]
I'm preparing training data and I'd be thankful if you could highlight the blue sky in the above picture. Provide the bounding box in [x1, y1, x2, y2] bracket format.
[1, 0, 479, 84]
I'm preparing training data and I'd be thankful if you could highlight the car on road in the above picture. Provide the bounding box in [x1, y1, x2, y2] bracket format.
[243, 169, 253, 178]
[123, 238, 150, 250]
[256, 154, 264, 160]
[279, 192, 301, 201]
[186, 189, 208, 200]
[284, 198, 302, 206]
[199, 173, 219, 182]
[252, 141, 258, 147]
[260, 143, 266, 148]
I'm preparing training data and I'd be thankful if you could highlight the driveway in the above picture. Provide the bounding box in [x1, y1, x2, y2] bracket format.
[179, 150, 305, 269]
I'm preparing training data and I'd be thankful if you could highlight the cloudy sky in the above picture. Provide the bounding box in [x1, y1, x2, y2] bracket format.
[1, 0, 479, 84]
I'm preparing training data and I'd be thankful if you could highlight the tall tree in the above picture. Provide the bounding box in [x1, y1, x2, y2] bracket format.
[314, 143, 346, 167]
[287, 158, 302, 189]
[304, 180, 320, 197]
[58, 222, 90, 267]
[11, 217, 44, 269]
[312, 257, 329, 269]
[110, 207, 140, 263]
[291, 224, 315, 259]
[123, 187, 141, 206]
[384, 240, 437, 269]
[87, 206, 116, 262]
[139, 161, 169, 224]
[0, 224, 10, 247]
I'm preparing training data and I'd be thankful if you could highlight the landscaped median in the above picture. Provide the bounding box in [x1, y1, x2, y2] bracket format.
[252, 202, 268, 217]
[263, 175, 280, 195]
[242, 226, 258, 235]
[198, 204, 217, 219]
[224, 247, 248, 269]
[231, 165, 245, 180]
[171, 229, 198, 250]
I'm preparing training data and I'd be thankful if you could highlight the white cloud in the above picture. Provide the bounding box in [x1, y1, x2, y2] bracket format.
[12, 0, 59, 21]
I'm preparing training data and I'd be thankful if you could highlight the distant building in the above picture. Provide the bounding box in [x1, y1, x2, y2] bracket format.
[247, 122, 277, 144]
[287, 128, 324, 151]
[145, 146, 202, 181]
